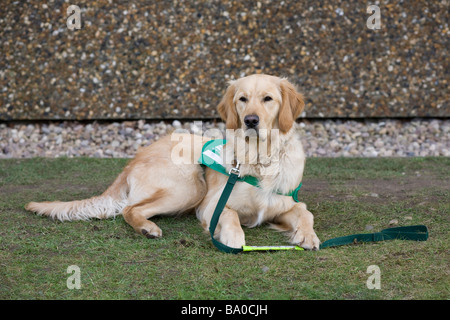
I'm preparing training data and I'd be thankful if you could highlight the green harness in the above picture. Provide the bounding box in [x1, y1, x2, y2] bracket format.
[198, 139, 429, 254]
[198, 139, 302, 201]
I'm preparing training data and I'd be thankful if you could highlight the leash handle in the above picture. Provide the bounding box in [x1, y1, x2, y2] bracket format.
[319, 225, 429, 249]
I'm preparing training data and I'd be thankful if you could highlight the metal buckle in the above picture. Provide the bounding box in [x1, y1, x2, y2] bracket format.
[229, 160, 241, 177]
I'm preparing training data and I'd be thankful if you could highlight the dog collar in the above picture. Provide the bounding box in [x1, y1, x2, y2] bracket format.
[198, 139, 302, 202]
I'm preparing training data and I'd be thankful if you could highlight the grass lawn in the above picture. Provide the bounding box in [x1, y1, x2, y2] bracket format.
[0, 157, 448, 300]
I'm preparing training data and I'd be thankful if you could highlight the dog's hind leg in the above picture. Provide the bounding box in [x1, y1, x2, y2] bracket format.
[122, 189, 168, 238]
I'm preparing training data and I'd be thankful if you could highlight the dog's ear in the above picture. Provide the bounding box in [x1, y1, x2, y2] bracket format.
[278, 80, 305, 133]
[217, 82, 239, 130]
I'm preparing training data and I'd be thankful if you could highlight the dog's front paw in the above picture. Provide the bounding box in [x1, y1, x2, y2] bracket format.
[292, 229, 320, 251]
[219, 228, 246, 249]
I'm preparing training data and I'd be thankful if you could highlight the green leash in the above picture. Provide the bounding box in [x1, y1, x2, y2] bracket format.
[209, 169, 243, 254]
[319, 225, 429, 249]
[209, 165, 429, 254]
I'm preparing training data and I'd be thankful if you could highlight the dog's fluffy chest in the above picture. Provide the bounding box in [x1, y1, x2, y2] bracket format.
[227, 158, 304, 227]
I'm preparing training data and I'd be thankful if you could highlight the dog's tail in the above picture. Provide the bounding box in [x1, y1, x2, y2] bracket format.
[25, 170, 129, 221]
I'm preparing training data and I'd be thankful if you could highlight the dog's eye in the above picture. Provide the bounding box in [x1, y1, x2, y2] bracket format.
[239, 97, 248, 103]
[263, 96, 273, 102]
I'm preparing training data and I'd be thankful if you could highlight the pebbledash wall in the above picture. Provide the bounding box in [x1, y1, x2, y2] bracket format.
[0, 1, 448, 121]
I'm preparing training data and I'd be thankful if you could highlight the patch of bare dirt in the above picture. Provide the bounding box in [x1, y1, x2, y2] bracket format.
[302, 170, 449, 204]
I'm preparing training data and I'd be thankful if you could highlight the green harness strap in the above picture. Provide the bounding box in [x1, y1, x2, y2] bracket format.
[209, 170, 429, 254]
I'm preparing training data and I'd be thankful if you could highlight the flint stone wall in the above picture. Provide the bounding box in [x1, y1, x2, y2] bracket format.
[0, 1, 447, 120]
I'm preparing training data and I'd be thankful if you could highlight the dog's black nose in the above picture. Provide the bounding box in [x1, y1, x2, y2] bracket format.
[244, 114, 259, 128]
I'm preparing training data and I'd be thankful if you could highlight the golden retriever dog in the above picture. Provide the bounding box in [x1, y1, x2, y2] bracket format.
[25, 74, 320, 250]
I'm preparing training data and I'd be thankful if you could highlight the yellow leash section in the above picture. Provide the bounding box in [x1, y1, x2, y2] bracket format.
[242, 245, 304, 252]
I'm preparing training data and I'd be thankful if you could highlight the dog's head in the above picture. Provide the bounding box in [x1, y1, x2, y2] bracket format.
[217, 74, 305, 135]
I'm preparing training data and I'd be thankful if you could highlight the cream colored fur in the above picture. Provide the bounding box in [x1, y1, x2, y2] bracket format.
[25, 74, 320, 250]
